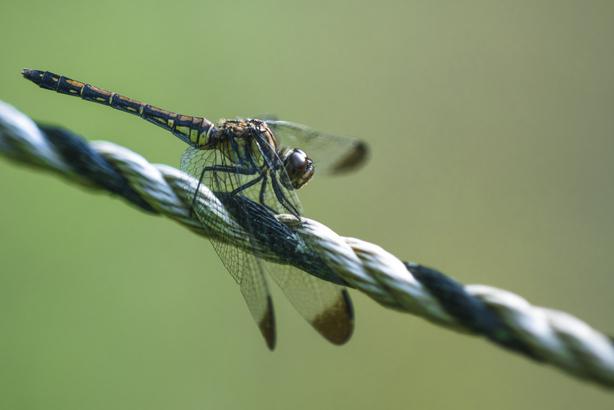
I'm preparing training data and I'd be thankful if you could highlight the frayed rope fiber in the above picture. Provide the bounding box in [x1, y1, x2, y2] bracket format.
[1, 100, 613, 388]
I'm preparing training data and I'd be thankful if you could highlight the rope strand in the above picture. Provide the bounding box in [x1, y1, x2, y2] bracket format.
[1, 101, 613, 388]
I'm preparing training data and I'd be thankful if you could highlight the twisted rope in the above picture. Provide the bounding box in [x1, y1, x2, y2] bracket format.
[2, 100, 613, 388]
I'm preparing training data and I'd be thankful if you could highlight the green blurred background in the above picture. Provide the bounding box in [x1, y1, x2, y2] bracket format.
[1, 0, 614, 408]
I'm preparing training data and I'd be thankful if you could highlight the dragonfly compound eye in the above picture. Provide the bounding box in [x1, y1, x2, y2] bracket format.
[281, 149, 314, 190]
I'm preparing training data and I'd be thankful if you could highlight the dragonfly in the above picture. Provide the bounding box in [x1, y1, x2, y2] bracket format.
[22, 69, 368, 349]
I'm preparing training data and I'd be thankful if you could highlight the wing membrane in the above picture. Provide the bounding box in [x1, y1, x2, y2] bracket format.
[180, 135, 355, 347]
[268, 263, 353, 344]
[265, 120, 368, 175]
[180, 147, 276, 349]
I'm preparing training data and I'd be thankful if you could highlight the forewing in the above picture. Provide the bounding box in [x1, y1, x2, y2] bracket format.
[180, 147, 276, 349]
[268, 263, 354, 345]
[265, 120, 368, 175]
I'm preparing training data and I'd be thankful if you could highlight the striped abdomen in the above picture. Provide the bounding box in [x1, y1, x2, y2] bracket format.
[21, 69, 216, 147]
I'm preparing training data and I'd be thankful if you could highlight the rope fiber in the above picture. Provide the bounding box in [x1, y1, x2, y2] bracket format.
[1, 101, 613, 389]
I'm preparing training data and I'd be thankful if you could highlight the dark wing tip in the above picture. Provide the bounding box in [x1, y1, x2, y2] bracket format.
[311, 289, 355, 345]
[259, 296, 277, 350]
[329, 141, 369, 174]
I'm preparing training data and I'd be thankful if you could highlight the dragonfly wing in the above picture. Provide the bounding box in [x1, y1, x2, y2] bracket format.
[180, 141, 353, 346]
[268, 263, 354, 344]
[227, 241, 276, 350]
[211, 190, 353, 344]
[180, 146, 277, 349]
[265, 120, 368, 175]
[214, 239, 276, 349]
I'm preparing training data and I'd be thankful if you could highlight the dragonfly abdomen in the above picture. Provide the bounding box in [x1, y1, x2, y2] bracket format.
[22, 69, 216, 147]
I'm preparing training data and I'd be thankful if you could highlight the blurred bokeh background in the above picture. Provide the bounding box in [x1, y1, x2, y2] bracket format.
[1, 0, 614, 408]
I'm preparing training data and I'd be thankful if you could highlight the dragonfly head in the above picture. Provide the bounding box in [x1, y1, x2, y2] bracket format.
[280, 148, 314, 190]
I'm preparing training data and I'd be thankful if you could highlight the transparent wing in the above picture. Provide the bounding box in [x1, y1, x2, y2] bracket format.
[265, 119, 368, 175]
[219, 239, 276, 349]
[180, 144, 354, 346]
[180, 147, 276, 349]
[267, 263, 354, 344]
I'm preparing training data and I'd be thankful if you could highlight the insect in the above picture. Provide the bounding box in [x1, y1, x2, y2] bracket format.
[22, 69, 368, 349]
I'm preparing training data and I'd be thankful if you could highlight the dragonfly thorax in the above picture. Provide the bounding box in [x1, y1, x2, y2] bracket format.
[214, 119, 279, 168]
[214, 119, 315, 190]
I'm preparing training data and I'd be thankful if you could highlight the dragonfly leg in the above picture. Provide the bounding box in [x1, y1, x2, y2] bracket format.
[259, 174, 268, 205]
[242, 150, 280, 213]
[256, 174, 278, 214]
[191, 164, 259, 216]
[230, 173, 265, 196]
[269, 173, 300, 218]
[252, 130, 278, 170]
[199, 164, 259, 176]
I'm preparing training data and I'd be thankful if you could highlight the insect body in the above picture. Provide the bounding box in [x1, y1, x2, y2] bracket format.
[22, 69, 368, 349]
[21, 69, 316, 217]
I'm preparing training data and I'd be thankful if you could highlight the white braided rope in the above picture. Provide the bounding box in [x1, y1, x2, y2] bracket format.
[1, 101, 613, 388]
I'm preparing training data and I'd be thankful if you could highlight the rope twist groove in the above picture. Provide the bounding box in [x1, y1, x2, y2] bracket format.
[1, 101, 613, 388]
